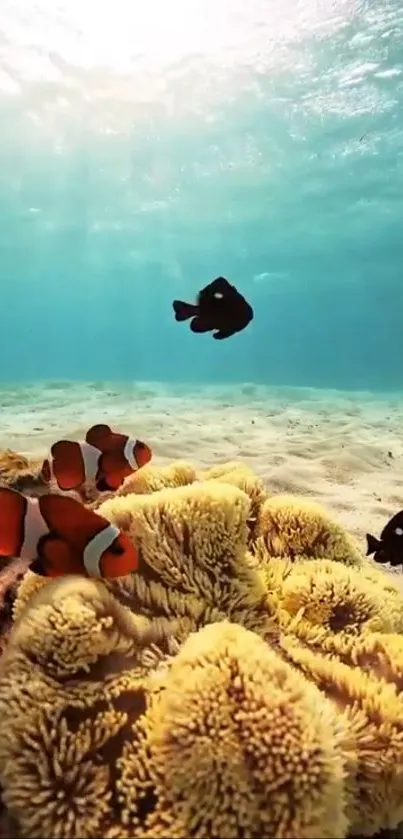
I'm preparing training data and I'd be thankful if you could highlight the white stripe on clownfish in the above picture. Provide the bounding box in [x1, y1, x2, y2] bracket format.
[46, 440, 102, 486]
[80, 442, 104, 483]
[82, 523, 121, 577]
[20, 497, 49, 560]
[123, 437, 139, 470]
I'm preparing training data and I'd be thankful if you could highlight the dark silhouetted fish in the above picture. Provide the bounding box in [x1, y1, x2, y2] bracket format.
[173, 276, 253, 340]
[366, 509, 403, 567]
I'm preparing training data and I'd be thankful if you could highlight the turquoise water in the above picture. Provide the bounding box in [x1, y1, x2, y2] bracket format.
[0, 0, 402, 391]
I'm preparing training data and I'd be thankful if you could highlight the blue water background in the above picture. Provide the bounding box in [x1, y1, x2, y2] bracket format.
[0, 0, 402, 391]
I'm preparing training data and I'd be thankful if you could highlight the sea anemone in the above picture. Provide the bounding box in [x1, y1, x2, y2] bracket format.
[255, 494, 363, 566]
[98, 481, 271, 638]
[0, 448, 44, 493]
[1, 456, 403, 838]
[118, 460, 197, 496]
[201, 466, 268, 543]
[273, 557, 403, 641]
[132, 622, 349, 839]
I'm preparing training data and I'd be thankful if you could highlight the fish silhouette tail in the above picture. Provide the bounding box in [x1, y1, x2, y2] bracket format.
[366, 533, 382, 556]
[173, 300, 197, 321]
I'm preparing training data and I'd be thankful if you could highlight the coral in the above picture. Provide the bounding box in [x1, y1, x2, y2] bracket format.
[97, 482, 271, 639]
[0, 448, 45, 494]
[118, 460, 197, 496]
[0, 559, 27, 655]
[255, 494, 363, 566]
[0, 576, 174, 839]
[0, 582, 347, 839]
[279, 631, 403, 836]
[1, 458, 403, 839]
[258, 557, 403, 643]
[11, 567, 50, 621]
[358, 564, 403, 633]
[198, 460, 257, 480]
[201, 464, 268, 544]
[132, 622, 349, 839]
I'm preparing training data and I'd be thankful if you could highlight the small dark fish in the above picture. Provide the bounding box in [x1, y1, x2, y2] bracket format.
[366, 509, 403, 567]
[172, 276, 253, 340]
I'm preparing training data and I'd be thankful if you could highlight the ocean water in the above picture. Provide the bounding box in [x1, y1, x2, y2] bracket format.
[0, 0, 402, 393]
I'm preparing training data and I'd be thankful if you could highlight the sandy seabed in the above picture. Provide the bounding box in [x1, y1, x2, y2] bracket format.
[0, 379, 402, 548]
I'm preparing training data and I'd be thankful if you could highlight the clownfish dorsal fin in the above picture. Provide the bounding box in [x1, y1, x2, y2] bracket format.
[85, 424, 114, 451]
[48, 438, 88, 491]
[38, 493, 111, 550]
[50, 438, 72, 455]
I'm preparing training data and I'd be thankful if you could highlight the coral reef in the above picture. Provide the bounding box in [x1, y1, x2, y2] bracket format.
[118, 460, 197, 496]
[0, 455, 403, 838]
[255, 494, 363, 566]
[0, 449, 45, 494]
[0, 559, 27, 654]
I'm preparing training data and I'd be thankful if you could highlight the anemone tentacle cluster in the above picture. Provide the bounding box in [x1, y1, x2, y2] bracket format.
[0, 457, 403, 838]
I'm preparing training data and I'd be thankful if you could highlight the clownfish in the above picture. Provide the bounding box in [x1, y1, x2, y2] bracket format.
[0, 487, 139, 579]
[40, 423, 152, 493]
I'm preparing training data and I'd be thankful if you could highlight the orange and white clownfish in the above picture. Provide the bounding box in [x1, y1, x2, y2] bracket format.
[0, 487, 139, 579]
[40, 423, 152, 493]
